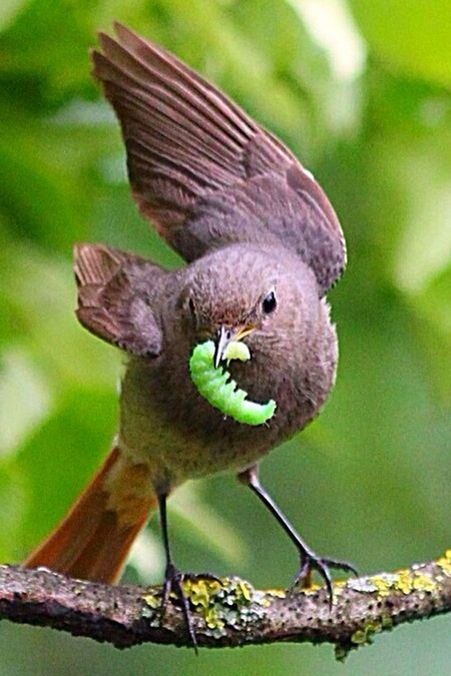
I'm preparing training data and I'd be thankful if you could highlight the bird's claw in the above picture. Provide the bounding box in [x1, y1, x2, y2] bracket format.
[160, 567, 221, 652]
[161, 563, 198, 652]
[293, 552, 358, 608]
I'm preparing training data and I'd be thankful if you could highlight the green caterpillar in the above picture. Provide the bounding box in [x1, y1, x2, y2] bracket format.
[189, 340, 276, 426]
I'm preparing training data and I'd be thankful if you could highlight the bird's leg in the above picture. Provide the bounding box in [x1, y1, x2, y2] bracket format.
[237, 466, 357, 605]
[158, 493, 198, 651]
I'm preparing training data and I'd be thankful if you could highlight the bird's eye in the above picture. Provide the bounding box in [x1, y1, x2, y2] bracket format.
[262, 291, 277, 314]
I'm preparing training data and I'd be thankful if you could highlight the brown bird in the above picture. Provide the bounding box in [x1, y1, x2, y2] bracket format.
[25, 23, 355, 644]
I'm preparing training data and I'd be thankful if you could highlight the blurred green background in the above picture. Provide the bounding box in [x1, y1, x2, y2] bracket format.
[0, 0, 450, 673]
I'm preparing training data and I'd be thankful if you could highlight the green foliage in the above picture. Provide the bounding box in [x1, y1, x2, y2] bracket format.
[0, 1, 449, 674]
[348, 0, 451, 86]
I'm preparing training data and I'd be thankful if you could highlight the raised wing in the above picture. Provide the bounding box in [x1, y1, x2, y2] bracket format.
[92, 23, 346, 295]
[74, 243, 163, 356]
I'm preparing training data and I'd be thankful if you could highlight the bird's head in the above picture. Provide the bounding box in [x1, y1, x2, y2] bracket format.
[178, 244, 326, 371]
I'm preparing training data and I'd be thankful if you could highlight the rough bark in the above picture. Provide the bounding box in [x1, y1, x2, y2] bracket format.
[0, 552, 450, 659]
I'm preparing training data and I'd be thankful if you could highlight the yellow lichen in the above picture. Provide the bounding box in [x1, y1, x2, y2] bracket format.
[182, 578, 222, 609]
[257, 597, 271, 608]
[411, 573, 437, 593]
[437, 549, 451, 576]
[338, 614, 393, 660]
[350, 629, 367, 645]
[369, 575, 393, 597]
[351, 619, 382, 646]
[394, 570, 413, 595]
[299, 583, 321, 596]
[265, 588, 286, 599]
[238, 580, 253, 602]
[367, 568, 437, 598]
[165, 576, 272, 636]
[203, 606, 225, 630]
[142, 592, 160, 609]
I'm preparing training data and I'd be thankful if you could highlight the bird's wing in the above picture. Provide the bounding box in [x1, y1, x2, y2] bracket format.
[74, 243, 163, 356]
[92, 23, 346, 296]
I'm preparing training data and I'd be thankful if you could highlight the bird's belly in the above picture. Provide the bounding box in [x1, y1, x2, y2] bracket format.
[118, 400, 273, 490]
[119, 406, 268, 485]
[116, 347, 326, 492]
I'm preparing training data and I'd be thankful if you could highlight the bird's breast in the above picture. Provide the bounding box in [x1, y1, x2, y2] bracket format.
[117, 349, 324, 490]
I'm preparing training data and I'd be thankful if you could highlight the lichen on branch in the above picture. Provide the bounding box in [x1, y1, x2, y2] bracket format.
[0, 551, 450, 657]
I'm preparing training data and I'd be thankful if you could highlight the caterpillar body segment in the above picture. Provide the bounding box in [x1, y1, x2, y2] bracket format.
[189, 340, 276, 426]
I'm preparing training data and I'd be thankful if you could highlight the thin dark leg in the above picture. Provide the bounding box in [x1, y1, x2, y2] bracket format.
[237, 466, 357, 606]
[158, 494, 198, 651]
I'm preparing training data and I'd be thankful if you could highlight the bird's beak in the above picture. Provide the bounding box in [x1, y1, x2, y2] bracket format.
[213, 325, 254, 368]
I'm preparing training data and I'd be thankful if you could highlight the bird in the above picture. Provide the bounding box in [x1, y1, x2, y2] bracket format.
[25, 23, 355, 645]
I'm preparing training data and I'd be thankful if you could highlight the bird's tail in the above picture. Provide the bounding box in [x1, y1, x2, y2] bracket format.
[24, 446, 157, 584]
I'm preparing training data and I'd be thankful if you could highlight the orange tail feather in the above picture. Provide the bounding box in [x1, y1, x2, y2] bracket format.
[25, 447, 157, 584]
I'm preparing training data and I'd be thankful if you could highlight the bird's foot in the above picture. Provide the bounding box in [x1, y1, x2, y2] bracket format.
[160, 565, 222, 652]
[292, 549, 358, 608]
[160, 562, 198, 651]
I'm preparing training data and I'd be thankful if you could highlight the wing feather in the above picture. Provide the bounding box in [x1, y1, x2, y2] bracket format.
[74, 244, 164, 356]
[92, 24, 346, 295]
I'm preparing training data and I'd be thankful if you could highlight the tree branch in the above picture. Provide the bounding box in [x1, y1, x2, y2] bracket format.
[0, 552, 450, 658]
